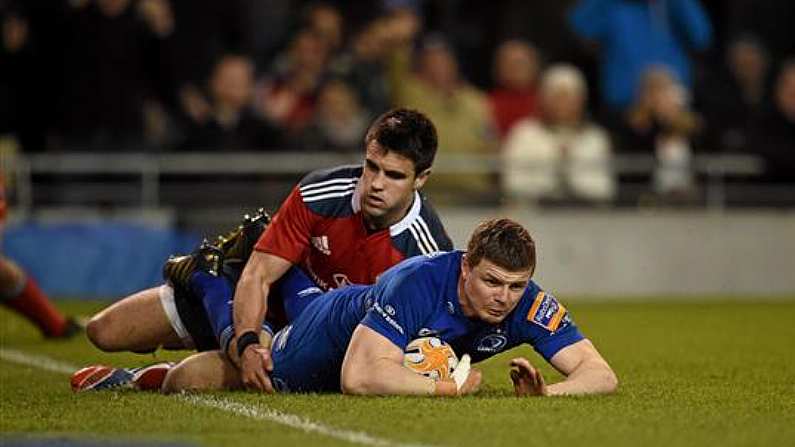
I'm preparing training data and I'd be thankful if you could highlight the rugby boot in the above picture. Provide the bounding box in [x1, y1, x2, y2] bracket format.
[71, 362, 174, 392]
[218, 208, 271, 263]
[162, 239, 224, 292]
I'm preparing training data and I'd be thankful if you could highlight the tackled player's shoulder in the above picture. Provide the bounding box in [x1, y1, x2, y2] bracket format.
[297, 165, 362, 217]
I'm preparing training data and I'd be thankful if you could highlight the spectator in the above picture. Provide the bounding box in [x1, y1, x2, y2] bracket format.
[569, 0, 713, 112]
[330, 18, 393, 118]
[489, 39, 541, 140]
[617, 67, 701, 196]
[179, 55, 280, 151]
[255, 29, 330, 136]
[302, 2, 345, 55]
[502, 65, 615, 204]
[745, 60, 795, 184]
[56, 0, 167, 151]
[696, 35, 771, 152]
[292, 79, 369, 152]
[388, 22, 497, 201]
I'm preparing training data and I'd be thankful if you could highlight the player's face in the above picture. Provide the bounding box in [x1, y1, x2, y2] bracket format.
[359, 141, 430, 230]
[459, 257, 532, 324]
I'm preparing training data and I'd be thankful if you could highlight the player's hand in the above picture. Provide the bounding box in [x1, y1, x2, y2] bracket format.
[240, 344, 274, 393]
[509, 357, 547, 397]
[458, 368, 482, 395]
[435, 354, 481, 396]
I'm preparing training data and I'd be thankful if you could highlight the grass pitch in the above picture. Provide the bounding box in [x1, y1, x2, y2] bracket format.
[2, 299, 794, 447]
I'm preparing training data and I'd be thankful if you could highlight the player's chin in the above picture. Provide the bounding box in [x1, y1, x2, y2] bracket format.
[480, 311, 506, 324]
[362, 201, 388, 217]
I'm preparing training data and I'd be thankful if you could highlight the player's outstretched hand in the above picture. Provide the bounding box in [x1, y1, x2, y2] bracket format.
[240, 345, 274, 393]
[509, 357, 547, 397]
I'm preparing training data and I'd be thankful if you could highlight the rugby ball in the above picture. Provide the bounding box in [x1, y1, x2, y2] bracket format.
[403, 336, 458, 381]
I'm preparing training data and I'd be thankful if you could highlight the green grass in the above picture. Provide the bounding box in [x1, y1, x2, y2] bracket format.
[2, 299, 795, 446]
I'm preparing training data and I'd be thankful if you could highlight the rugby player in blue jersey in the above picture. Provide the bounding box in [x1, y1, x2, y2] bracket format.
[161, 218, 617, 396]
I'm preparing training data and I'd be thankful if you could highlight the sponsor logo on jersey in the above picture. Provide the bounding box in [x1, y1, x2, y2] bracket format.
[526, 291, 567, 332]
[372, 302, 404, 334]
[311, 235, 331, 255]
[476, 333, 508, 353]
[446, 301, 455, 315]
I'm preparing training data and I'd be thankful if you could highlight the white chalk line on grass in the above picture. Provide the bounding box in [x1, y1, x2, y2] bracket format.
[0, 348, 435, 447]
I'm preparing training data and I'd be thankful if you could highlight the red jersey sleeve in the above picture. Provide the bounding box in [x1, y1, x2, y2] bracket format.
[254, 186, 318, 264]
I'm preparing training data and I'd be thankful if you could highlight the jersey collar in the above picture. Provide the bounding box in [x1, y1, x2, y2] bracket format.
[350, 187, 423, 237]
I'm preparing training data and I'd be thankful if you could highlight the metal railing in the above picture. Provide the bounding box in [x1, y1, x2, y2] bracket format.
[9, 151, 768, 213]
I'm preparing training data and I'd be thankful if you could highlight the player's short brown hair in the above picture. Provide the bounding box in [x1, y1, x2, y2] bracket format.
[364, 108, 438, 174]
[466, 218, 536, 274]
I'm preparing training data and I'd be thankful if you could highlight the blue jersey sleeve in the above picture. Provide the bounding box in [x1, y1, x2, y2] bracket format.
[360, 261, 438, 350]
[516, 287, 585, 361]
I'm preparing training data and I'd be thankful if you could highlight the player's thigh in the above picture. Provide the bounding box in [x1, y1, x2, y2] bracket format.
[161, 350, 242, 393]
[87, 286, 182, 351]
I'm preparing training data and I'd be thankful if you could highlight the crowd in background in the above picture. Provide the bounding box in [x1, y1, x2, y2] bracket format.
[1, 0, 794, 205]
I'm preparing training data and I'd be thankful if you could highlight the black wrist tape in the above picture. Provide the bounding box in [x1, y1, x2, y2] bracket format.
[236, 330, 260, 359]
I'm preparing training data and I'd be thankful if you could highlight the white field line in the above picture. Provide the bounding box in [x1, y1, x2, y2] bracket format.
[0, 348, 435, 447]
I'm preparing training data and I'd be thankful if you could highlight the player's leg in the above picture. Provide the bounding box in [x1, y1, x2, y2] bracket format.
[160, 351, 243, 394]
[86, 285, 185, 352]
[0, 256, 79, 338]
[196, 265, 322, 360]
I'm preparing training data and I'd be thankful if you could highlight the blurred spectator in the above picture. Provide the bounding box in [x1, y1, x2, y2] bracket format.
[696, 35, 771, 152]
[0, 5, 41, 151]
[502, 65, 615, 204]
[725, 0, 795, 64]
[292, 79, 369, 152]
[330, 18, 392, 118]
[255, 29, 330, 135]
[160, 0, 247, 130]
[617, 67, 701, 195]
[745, 60, 795, 184]
[179, 55, 280, 151]
[569, 0, 713, 112]
[488, 39, 541, 140]
[302, 2, 344, 55]
[388, 19, 497, 200]
[55, 0, 166, 151]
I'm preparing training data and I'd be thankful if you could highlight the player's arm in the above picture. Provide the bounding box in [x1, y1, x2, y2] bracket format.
[511, 339, 617, 396]
[341, 324, 481, 397]
[231, 250, 292, 391]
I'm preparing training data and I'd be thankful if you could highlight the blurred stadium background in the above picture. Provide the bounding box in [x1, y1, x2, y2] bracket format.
[2, 0, 793, 299]
[1, 1, 794, 446]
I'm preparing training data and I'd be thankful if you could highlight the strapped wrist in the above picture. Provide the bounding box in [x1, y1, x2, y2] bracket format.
[236, 330, 261, 359]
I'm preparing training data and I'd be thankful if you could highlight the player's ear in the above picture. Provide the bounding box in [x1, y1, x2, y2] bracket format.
[460, 254, 471, 279]
[413, 168, 431, 190]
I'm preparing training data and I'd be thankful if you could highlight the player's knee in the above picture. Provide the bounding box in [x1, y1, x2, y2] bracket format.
[85, 314, 120, 351]
[161, 362, 191, 394]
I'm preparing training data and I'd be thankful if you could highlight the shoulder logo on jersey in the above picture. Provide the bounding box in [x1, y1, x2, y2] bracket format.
[311, 235, 331, 255]
[526, 291, 568, 332]
[476, 333, 508, 353]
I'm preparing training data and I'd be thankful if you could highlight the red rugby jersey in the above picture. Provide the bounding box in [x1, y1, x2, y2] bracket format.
[255, 165, 452, 290]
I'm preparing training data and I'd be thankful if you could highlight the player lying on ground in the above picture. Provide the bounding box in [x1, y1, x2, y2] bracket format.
[78, 109, 452, 389]
[74, 218, 618, 397]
